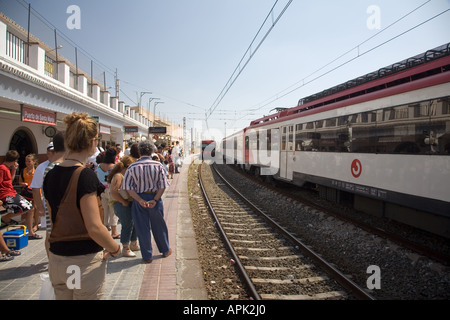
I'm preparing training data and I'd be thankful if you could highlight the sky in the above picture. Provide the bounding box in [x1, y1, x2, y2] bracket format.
[1, 0, 450, 141]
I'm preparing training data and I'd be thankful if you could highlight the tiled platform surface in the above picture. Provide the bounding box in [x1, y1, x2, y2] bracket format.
[0, 155, 207, 300]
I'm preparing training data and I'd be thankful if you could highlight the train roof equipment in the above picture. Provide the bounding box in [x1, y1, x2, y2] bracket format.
[250, 42, 450, 128]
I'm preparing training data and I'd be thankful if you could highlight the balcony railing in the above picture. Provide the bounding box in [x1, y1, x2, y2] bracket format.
[1, 13, 150, 128]
[6, 31, 26, 64]
[44, 54, 55, 78]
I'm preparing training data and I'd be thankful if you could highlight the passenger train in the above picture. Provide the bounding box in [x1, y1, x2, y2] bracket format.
[201, 140, 216, 160]
[219, 43, 450, 238]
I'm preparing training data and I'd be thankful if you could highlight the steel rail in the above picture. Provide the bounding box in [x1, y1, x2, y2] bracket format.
[198, 163, 262, 300]
[212, 163, 376, 300]
[232, 165, 450, 266]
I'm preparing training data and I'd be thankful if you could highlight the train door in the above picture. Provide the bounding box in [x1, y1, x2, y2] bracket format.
[245, 135, 249, 164]
[234, 136, 238, 165]
[244, 129, 258, 166]
[280, 125, 294, 180]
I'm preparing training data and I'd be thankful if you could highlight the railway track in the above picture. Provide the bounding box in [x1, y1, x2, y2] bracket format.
[228, 164, 450, 266]
[198, 161, 374, 300]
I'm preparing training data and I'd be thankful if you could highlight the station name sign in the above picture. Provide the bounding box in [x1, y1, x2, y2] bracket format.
[99, 124, 111, 135]
[149, 126, 166, 134]
[21, 105, 56, 125]
[124, 126, 138, 133]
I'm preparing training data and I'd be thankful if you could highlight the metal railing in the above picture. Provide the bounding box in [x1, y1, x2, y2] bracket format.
[6, 31, 26, 63]
[44, 54, 55, 78]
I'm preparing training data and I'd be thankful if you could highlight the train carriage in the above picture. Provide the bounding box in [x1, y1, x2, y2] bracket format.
[221, 131, 244, 165]
[222, 43, 450, 237]
[201, 140, 217, 160]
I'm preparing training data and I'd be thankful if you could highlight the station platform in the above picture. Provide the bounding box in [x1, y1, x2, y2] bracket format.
[0, 155, 208, 300]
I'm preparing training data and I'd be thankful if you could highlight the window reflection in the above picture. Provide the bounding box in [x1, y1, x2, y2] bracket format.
[291, 96, 450, 155]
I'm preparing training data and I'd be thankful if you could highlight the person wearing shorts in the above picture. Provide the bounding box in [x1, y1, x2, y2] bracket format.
[0, 150, 42, 239]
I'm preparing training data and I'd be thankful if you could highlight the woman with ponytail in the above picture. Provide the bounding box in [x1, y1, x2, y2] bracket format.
[43, 112, 121, 300]
[107, 155, 139, 257]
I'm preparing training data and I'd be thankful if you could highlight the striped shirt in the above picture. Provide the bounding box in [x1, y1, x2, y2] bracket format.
[121, 156, 169, 193]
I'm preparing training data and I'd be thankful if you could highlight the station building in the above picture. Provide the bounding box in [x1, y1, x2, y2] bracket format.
[0, 13, 181, 176]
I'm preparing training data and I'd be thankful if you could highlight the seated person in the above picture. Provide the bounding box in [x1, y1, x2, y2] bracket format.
[0, 200, 21, 262]
[0, 150, 42, 239]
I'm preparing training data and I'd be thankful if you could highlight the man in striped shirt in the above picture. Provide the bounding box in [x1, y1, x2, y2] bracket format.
[122, 141, 171, 263]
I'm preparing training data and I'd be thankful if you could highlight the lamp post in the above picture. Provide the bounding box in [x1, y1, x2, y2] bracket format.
[139, 91, 152, 107]
[47, 45, 63, 53]
[148, 97, 160, 125]
[154, 101, 164, 123]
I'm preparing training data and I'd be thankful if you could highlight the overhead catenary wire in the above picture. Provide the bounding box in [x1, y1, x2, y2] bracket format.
[206, 0, 293, 124]
[251, 0, 433, 111]
[231, 2, 450, 126]
[271, 7, 450, 105]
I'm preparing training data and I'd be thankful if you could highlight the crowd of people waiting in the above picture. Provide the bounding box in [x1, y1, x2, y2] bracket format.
[0, 112, 182, 299]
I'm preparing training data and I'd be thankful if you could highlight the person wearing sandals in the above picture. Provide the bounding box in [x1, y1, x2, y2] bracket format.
[0, 150, 42, 240]
[0, 200, 21, 262]
[96, 148, 120, 239]
[0, 234, 21, 262]
[19, 153, 38, 231]
[107, 155, 139, 257]
[43, 113, 121, 299]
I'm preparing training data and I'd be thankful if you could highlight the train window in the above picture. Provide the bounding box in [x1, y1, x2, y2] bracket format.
[349, 114, 358, 123]
[296, 124, 317, 151]
[429, 117, 450, 155]
[325, 118, 336, 127]
[256, 131, 260, 150]
[272, 96, 450, 155]
[385, 108, 396, 121]
[254, 129, 266, 151]
[361, 112, 369, 123]
[281, 126, 287, 151]
[318, 129, 337, 152]
[287, 126, 294, 151]
[375, 109, 384, 122]
[441, 97, 450, 114]
[416, 101, 437, 117]
[374, 99, 449, 154]
[394, 106, 409, 119]
[411, 104, 421, 117]
[295, 124, 303, 151]
[246, 130, 258, 153]
[337, 116, 347, 126]
[267, 129, 272, 151]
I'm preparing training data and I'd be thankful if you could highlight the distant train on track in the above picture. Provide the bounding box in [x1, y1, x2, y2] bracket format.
[201, 140, 216, 160]
[217, 43, 450, 238]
